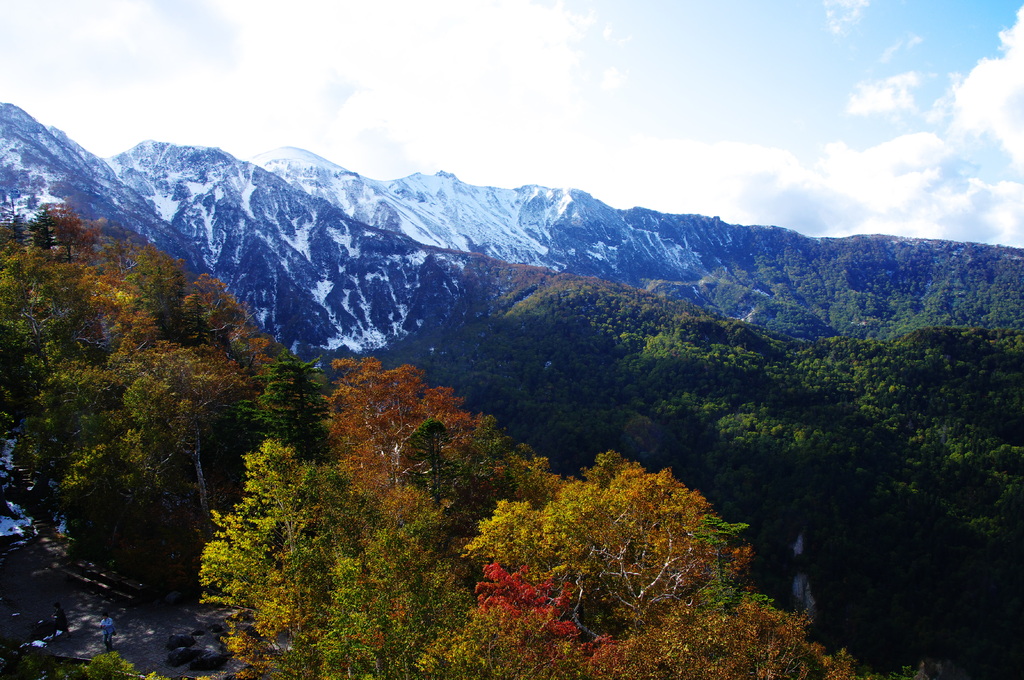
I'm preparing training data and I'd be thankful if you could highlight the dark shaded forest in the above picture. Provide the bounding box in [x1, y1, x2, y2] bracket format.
[381, 277, 1024, 679]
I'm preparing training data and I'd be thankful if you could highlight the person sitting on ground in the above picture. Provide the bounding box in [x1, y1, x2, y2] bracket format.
[53, 602, 68, 637]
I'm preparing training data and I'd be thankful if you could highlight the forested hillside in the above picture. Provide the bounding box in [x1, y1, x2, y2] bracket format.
[0, 204, 277, 583]
[6, 204, 1020, 678]
[2, 206, 889, 678]
[645, 230, 1024, 342]
[380, 277, 1024, 679]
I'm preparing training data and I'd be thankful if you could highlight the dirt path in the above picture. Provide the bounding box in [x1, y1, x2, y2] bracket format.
[0, 524, 243, 677]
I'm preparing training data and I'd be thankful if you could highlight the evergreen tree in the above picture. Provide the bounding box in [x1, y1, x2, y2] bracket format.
[27, 208, 56, 250]
[258, 351, 330, 461]
[128, 245, 187, 340]
[408, 417, 450, 505]
[10, 212, 26, 245]
[0, 206, 26, 245]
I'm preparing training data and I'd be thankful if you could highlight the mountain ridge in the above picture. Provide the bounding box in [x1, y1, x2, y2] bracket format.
[4, 101, 1024, 349]
[249, 138, 1024, 340]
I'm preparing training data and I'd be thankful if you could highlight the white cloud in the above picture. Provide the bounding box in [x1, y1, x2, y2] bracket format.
[586, 132, 1024, 248]
[950, 6, 1024, 171]
[880, 34, 923, 63]
[198, 0, 595, 182]
[601, 67, 627, 91]
[602, 23, 631, 46]
[0, 0, 596, 180]
[824, 0, 870, 35]
[2, 0, 1022, 250]
[847, 72, 921, 116]
[0, 1, 239, 157]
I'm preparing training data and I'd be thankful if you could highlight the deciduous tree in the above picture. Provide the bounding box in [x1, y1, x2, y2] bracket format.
[201, 440, 363, 677]
[421, 562, 603, 680]
[602, 597, 856, 680]
[328, 357, 478, 491]
[466, 451, 750, 636]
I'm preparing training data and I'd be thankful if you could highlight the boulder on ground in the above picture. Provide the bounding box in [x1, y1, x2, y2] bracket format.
[165, 633, 196, 650]
[167, 646, 202, 666]
[189, 650, 230, 671]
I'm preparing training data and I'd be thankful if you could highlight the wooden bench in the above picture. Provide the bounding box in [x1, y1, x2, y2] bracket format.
[61, 560, 156, 604]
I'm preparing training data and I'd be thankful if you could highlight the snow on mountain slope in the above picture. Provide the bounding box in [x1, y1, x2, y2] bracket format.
[107, 141, 479, 352]
[0, 103, 206, 264]
[0, 103, 119, 207]
[0, 103, 524, 353]
[252, 146, 740, 288]
[254, 147, 573, 265]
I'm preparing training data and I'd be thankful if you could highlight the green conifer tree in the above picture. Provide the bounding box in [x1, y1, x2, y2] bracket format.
[27, 208, 56, 250]
[258, 351, 330, 461]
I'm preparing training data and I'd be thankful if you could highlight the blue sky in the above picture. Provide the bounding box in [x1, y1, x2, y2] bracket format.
[2, 0, 1024, 246]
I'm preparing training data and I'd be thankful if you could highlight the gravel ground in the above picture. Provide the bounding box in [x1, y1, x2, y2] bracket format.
[0, 523, 244, 678]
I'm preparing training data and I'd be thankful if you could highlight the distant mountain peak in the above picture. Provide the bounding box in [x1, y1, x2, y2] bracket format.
[251, 146, 350, 171]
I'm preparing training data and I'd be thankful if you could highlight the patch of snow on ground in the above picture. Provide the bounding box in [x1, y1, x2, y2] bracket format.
[2, 438, 14, 467]
[556, 190, 574, 216]
[329, 226, 360, 258]
[313, 279, 333, 305]
[1, 439, 33, 536]
[186, 181, 209, 197]
[283, 220, 313, 259]
[1, 508, 32, 537]
[241, 177, 256, 219]
[342, 326, 390, 353]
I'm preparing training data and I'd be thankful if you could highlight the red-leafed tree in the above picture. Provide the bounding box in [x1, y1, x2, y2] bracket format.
[420, 562, 608, 680]
[47, 204, 100, 263]
[475, 562, 579, 639]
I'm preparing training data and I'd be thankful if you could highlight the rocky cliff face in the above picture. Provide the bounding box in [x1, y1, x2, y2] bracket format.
[0, 103, 200, 261]
[105, 140, 502, 352]
[252, 147, 742, 284]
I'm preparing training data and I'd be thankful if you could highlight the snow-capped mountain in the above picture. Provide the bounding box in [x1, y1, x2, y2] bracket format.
[107, 140, 506, 352]
[0, 104, 496, 352]
[254, 147, 571, 267]
[5, 101, 1024, 348]
[252, 144, 1024, 340]
[252, 146, 733, 286]
[0, 103, 200, 261]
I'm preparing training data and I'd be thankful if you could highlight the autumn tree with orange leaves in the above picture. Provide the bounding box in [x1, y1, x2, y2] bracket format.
[328, 357, 480, 493]
[596, 596, 856, 680]
[465, 451, 752, 637]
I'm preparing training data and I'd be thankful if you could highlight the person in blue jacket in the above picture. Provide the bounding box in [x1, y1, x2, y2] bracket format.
[99, 612, 115, 651]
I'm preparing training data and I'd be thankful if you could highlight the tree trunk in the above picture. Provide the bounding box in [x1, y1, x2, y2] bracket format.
[193, 427, 212, 536]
